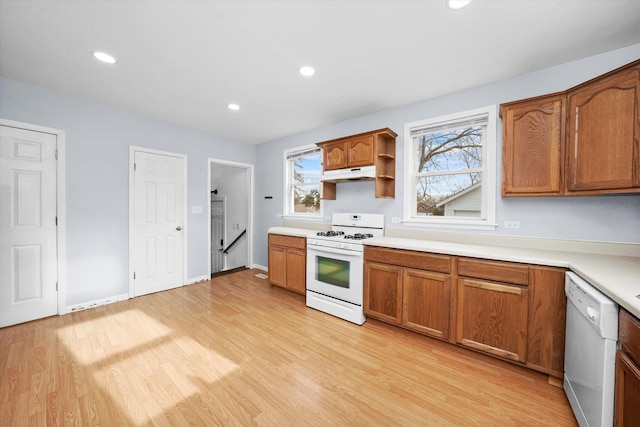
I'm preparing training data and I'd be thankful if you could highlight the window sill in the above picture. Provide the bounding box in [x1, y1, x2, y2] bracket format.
[281, 214, 324, 222]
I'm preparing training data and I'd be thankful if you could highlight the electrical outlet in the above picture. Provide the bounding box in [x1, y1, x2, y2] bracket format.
[504, 220, 520, 229]
[392, 217, 401, 224]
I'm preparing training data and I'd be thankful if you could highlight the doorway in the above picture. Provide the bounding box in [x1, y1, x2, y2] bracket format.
[208, 159, 253, 276]
[0, 119, 66, 327]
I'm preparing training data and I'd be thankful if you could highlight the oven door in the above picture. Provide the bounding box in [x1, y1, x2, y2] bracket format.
[306, 243, 363, 305]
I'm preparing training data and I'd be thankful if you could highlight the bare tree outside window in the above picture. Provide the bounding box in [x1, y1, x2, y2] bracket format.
[414, 123, 485, 217]
[289, 148, 321, 214]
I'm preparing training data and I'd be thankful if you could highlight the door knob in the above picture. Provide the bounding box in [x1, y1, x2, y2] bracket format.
[176, 226, 182, 231]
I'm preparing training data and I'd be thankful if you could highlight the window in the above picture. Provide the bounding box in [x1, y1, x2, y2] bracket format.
[403, 106, 497, 229]
[284, 145, 322, 218]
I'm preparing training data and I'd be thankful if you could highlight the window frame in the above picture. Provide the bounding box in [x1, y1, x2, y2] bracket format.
[282, 144, 323, 220]
[403, 105, 497, 230]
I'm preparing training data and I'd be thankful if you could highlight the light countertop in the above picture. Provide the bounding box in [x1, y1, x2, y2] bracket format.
[268, 226, 640, 318]
[364, 235, 640, 319]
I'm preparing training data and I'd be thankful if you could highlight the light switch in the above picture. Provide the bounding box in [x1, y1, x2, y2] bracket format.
[191, 206, 203, 214]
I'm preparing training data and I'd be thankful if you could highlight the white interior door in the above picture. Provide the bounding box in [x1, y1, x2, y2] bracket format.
[134, 150, 185, 297]
[0, 125, 58, 327]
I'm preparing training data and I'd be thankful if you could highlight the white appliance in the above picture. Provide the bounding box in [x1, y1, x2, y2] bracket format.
[321, 165, 376, 182]
[564, 271, 619, 427]
[306, 213, 384, 325]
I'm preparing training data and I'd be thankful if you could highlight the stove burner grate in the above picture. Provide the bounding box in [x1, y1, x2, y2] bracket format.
[316, 231, 345, 237]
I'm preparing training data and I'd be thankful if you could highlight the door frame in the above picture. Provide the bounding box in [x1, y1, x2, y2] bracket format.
[128, 146, 188, 297]
[207, 158, 254, 274]
[0, 118, 66, 316]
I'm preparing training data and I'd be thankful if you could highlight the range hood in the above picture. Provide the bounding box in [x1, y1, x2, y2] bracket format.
[321, 165, 376, 183]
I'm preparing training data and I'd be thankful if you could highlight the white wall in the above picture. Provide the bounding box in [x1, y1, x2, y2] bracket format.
[0, 77, 255, 307]
[2, 43, 640, 307]
[254, 44, 640, 267]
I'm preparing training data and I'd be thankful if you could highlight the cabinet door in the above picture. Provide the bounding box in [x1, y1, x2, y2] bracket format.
[347, 135, 374, 167]
[527, 267, 566, 378]
[615, 351, 640, 427]
[456, 278, 528, 362]
[402, 269, 450, 340]
[286, 249, 306, 295]
[501, 94, 564, 196]
[322, 141, 348, 170]
[364, 262, 402, 324]
[566, 67, 640, 192]
[268, 245, 287, 288]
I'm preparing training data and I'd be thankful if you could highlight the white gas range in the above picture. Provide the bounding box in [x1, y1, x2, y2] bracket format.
[306, 213, 384, 325]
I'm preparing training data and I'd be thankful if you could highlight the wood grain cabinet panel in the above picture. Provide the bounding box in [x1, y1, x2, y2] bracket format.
[364, 262, 403, 324]
[458, 257, 529, 285]
[616, 309, 640, 427]
[286, 249, 306, 295]
[500, 93, 565, 196]
[347, 135, 375, 167]
[456, 278, 528, 363]
[526, 266, 567, 377]
[268, 245, 287, 288]
[402, 269, 450, 340]
[267, 234, 306, 295]
[365, 246, 450, 273]
[322, 141, 348, 170]
[566, 65, 640, 193]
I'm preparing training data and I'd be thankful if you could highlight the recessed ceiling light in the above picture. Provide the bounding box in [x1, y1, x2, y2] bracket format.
[93, 51, 116, 64]
[228, 104, 240, 111]
[299, 66, 315, 77]
[446, 0, 472, 10]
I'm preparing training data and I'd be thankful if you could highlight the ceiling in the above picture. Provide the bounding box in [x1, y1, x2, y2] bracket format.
[2, 1, 640, 145]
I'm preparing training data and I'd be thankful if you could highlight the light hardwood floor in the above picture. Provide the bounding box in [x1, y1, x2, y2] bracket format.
[1, 269, 577, 426]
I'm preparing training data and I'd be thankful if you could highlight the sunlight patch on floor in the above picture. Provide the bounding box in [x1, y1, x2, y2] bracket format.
[56, 308, 239, 424]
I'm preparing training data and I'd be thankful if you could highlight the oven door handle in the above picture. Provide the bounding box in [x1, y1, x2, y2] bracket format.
[307, 245, 362, 257]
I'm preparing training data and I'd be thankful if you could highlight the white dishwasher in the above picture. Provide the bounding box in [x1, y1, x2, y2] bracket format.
[564, 271, 619, 427]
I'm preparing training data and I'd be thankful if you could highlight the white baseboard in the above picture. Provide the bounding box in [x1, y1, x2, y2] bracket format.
[252, 264, 267, 272]
[187, 275, 209, 285]
[65, 293, 129, 314]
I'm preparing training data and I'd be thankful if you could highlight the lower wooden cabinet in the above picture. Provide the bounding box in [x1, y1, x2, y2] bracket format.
[364, 247, 452, 341]
[363, 246, 567, 378]
[615, 309, 640, 427]
[268, 234, 306, 295]
[363, 262, 402, 324]
[364, 262, 452, 341]
[403, 269, 450, 339]
[456, 278, 528, 362]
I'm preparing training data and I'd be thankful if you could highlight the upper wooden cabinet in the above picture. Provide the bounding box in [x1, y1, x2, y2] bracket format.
[566, 65, 640, 194]
[316, 128, 397, 199]
[321, 134, 374, 170]
[501, 93, 565, 196]
[500, 59, 640, 197]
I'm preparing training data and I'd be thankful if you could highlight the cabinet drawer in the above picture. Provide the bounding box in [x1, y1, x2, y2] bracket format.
[268, 234, 306, 250]
[620, 309, 640, 365]
[364, 246, 450, 273]
[458, 257, 529, 285]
